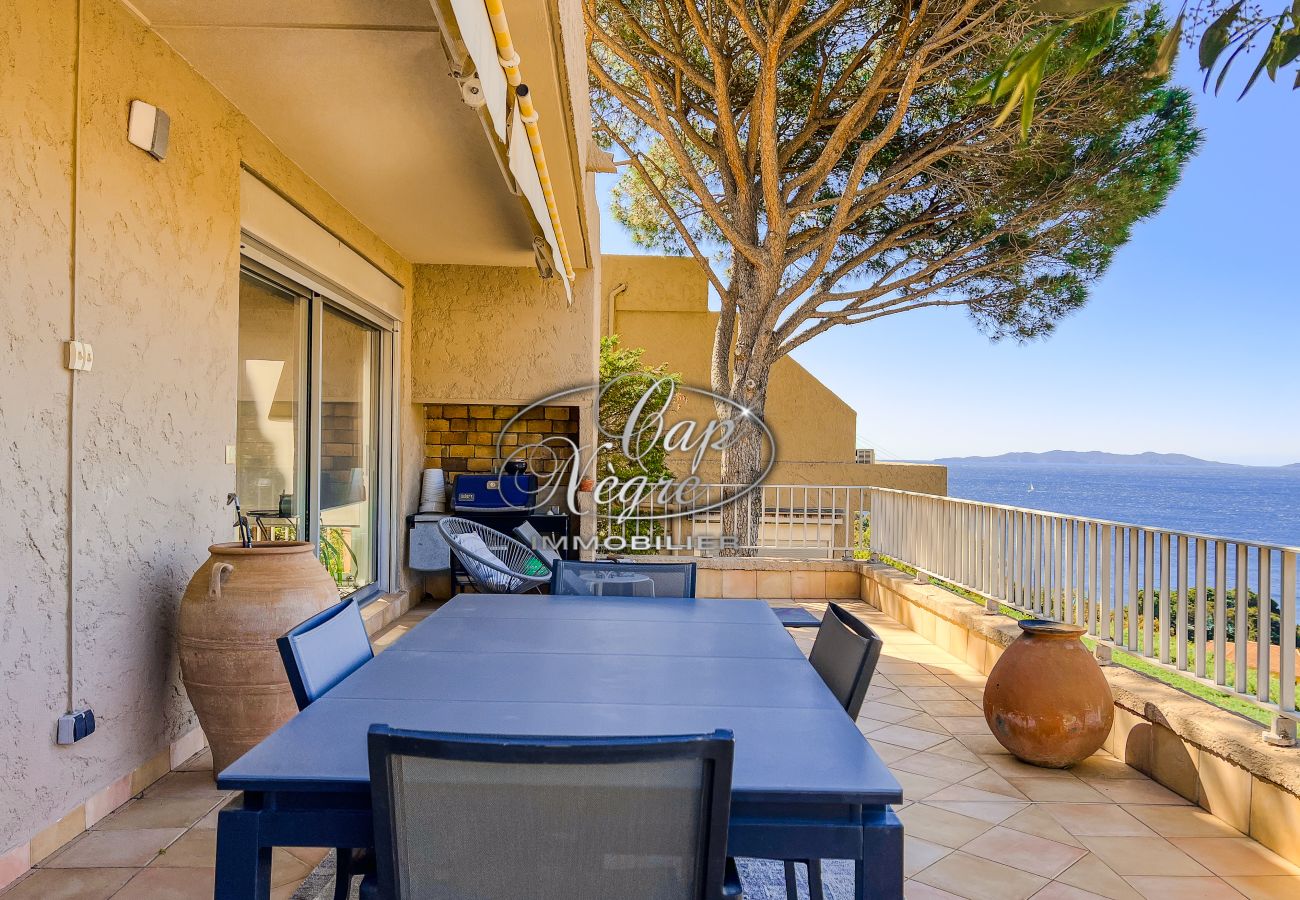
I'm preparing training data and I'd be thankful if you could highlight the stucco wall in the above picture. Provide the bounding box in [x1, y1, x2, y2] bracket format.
[410, 263, 598, 406]
[0, 0, 413, 855]
[601, 254, 858, 467]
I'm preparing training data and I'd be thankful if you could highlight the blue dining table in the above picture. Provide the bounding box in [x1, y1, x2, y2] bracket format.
[214, 594, 904, 898]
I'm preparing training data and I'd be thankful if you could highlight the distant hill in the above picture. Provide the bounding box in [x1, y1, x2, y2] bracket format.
[933, 450, 1241, 467]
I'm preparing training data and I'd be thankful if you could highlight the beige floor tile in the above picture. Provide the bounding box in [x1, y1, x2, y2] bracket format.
[927, 801, 1029, 825]
[933, 716, 990, 734]
[863, 700, 928, 724]
[960, 826, 1087, 879]
[1071, 754, 1145, 780]
[1166, 838, 1300, 877]
[1123, 804, 1244, 838]
[959, 769, 1029, 800]
[982, 755, 1078, 779]
[905, 836, 953, 877]
[1084, 780, 1191, 806]
[142, 771, 227, 801]
[905, 881, 967, 899]
[1123, 876, 1247, 899]
[898, 803, 995, 849]
[191, 805, 222, 830]
[955, 734, 1013, 755]
[1055, 853, 1144, 900]
[270, 849, 314, 888]
[868, 738, 915, 763]
[113, 866, 216, 900]
[1222, 875, 1300, 899]
[1031, 883, 1113, 900]
[894, 770, 953, 801]
[1010, 778, 1111, 803]
[913, 850, 1049, 900]
[1076, 837, 1211, 877]
[0, 867, 133, 899]
[150, 828, 216, 868]
[175, 750, 213, 773]
[1000, 806, 1085, 848]
[880, 661, 930, 675]
[855, 717, 892, 735]
[875, 690, 924, 711]
[43, 828, 184, 869]
[928, 784, 1026, 805]
[283, 847, 330, 867]
[902, 686, 966, 702]
[1041, 804, 1155, 837]
[890, 673, 947, 687]
[899, 713, 953, 736]
[957, 687, 985, 704]
[918, 700, 986, 717]
[870, 724, 950, 751]
[93, 797, 223, 831]
[929, 740, 985, 764]
[893, 751, 987, 784]
[938, 672, 988, 688]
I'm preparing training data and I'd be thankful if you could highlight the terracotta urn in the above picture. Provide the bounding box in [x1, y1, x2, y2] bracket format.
[982, 620, 1114, 768]
[178, 542, 338, 773]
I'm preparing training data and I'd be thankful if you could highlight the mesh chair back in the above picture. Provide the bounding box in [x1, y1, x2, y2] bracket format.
[277, 598, 373, 710]
[437, 516, 551, 594]
[513, 522, 561, 567]
[549, 560, 697, 598]
[367, 727, 734, 900]
[809, 602, 884, 719]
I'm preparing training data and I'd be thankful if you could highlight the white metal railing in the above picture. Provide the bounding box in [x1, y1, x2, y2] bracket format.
[598, 484, 870, 558]
[868, 487, 1300, 720]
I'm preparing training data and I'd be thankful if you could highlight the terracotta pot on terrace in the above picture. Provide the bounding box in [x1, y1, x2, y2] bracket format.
[982, 620, 1114, 769]
[179, 542, 337, 773]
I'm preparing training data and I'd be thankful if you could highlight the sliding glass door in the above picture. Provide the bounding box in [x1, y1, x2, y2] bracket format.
[237, 266, 387, 598]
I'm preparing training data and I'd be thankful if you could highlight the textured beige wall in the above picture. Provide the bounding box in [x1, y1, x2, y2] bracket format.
[601, 254, 858, 467]
[0, 0, 414, 854]
[410, 263, 598, 406]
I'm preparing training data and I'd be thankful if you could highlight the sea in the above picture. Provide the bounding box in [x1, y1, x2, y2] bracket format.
[944, 463, 1300, 612]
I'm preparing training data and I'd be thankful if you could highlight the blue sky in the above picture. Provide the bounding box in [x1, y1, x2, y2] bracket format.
[596, 39, 1300, 467]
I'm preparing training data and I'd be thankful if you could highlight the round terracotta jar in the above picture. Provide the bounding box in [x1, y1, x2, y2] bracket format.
[982, 619, 1114, 769]
[179, 542, 338, 773]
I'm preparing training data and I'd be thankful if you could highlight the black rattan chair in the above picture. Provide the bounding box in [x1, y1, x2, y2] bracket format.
[549, 559, 697, 598]
[438, 516, 551, 594]
[363, 726, 741, 899]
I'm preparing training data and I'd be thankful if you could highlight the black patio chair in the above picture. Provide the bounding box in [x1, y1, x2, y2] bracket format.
[277, 598, 375, 900]
[362, 726, 742, 899]
[785, 601, 885, 900]
[549, 559, 697, 598]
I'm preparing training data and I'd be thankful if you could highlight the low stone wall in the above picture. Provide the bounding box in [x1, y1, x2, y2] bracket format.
[639, 555, 862, 600]
[859, 561, 1300, 867]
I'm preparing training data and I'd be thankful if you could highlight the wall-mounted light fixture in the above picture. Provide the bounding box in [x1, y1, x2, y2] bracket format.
[127, 100, 169, 160]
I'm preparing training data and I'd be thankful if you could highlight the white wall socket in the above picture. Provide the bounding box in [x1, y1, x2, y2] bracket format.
[225, 444, 237, 465]
[65, 340, 94, 371]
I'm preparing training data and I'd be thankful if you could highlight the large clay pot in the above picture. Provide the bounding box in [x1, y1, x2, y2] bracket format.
[179, 542, 338, 772]
[983, 620, 1114, 768]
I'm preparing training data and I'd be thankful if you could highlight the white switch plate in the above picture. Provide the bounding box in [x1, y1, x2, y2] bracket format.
[225, 445, 236, 465]
[65, 340, 93, 371]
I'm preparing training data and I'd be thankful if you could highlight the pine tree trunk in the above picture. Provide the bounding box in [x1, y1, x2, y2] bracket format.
[713, 263, 775, 558]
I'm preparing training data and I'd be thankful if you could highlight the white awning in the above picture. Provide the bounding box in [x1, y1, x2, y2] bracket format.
[447, 0, 509, 142]
[509, 101, 571, 303]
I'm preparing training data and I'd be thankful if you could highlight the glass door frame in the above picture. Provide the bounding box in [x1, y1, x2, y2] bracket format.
[239, 233, 400, 604]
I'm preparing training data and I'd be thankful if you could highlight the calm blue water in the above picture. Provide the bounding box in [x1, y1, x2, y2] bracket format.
[945, 463, 1300, 612]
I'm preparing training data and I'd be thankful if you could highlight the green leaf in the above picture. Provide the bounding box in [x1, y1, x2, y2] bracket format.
[1200, 1, 1244, 71]
[1149, 10, 1184, 77]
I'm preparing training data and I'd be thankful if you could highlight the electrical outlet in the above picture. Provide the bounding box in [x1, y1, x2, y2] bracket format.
[56, 708, 96, 745]
[225, 444, 236, 465]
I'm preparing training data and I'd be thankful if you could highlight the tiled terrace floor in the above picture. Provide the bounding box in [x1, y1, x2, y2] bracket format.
[801, 600, 1300, 900]
[4, 599, 1297, 900]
